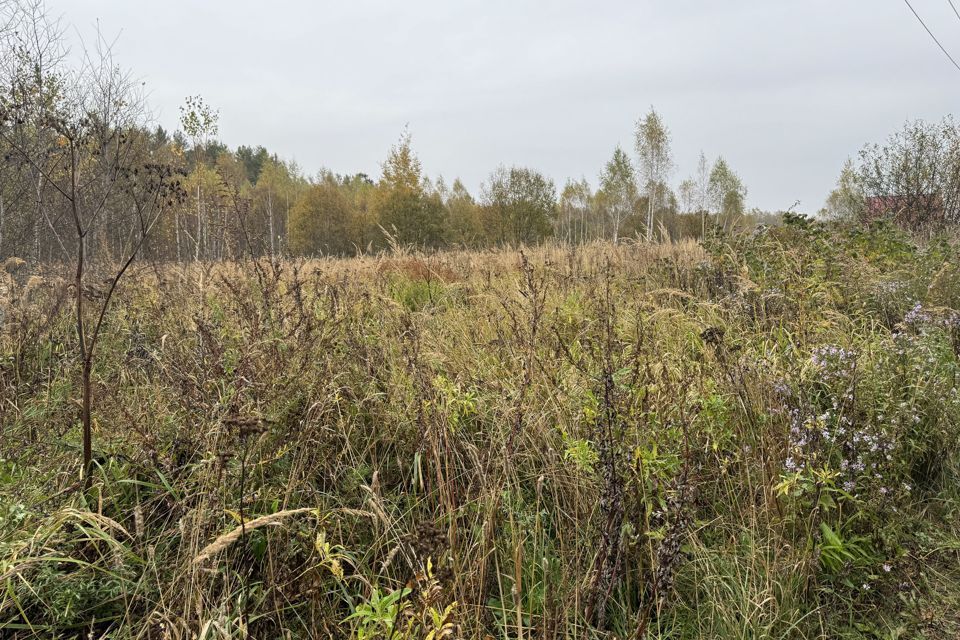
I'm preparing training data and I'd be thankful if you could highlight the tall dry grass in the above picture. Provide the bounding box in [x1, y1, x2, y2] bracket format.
[1, 227, 959, 638]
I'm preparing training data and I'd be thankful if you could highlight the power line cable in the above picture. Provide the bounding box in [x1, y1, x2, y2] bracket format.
[948, 0, 960, 23]
[903, 0, 960, 73]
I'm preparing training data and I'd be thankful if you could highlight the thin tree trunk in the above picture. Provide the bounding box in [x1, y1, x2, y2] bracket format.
[284, 191, 290, 256]
[195, 183, 202, 261]
[646, 197, 653, 243]
[81, 354, 92, 485]
[34, 173, 43, 262]
[69, 146, 93, 488]
[268, 191, 275, 257]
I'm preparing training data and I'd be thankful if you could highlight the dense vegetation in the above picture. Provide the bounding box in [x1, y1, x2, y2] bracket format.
[4, 1, 960, 638]
[2, 219, 960, 638]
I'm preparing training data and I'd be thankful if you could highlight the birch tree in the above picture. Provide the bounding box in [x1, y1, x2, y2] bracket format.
[597, 147, 637, 244]
[678, 179, 696, 215]
[179, 95, 218, 260]
[694, 151, 711, 235]
[708, 157, 747, 231]
[634, 107, 673, 241]
[558, 178, 593, 244]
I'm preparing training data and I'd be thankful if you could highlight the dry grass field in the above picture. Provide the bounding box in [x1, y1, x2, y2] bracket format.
[2, 223, 960, 638]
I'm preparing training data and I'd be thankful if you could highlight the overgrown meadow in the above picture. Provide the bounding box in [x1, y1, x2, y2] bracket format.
[2, 220, 960, 639]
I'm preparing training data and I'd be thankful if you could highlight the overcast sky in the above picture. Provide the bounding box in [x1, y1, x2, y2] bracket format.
[47, 0, 960, 212]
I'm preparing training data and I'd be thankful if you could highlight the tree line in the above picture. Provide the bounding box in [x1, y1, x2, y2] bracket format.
[0, 2, 767, 266]
[8, 0, 953, 269]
